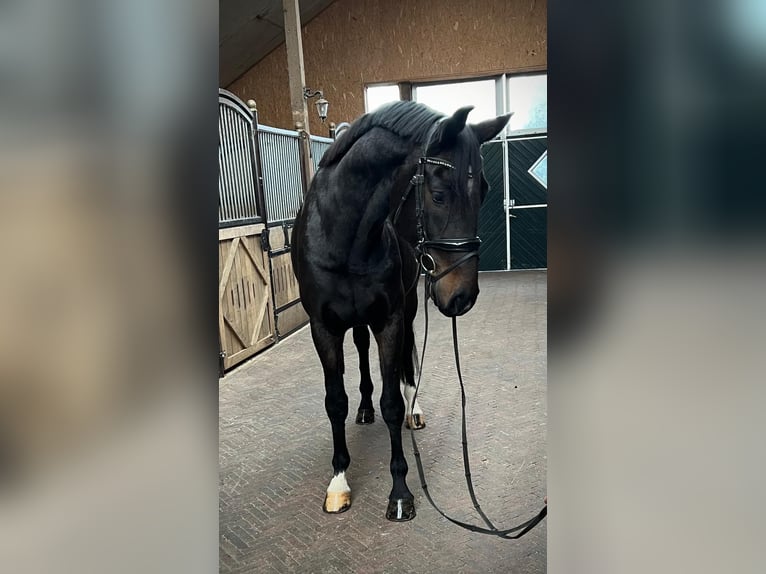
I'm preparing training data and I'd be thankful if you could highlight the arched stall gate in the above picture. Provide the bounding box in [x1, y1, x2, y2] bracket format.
[218, 89, 332, 373]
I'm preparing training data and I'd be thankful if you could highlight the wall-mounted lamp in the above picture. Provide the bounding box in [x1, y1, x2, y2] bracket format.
[303, 88, 329, 123]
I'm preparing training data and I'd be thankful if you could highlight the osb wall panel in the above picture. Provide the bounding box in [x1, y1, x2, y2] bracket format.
[228, 0, 546, 132]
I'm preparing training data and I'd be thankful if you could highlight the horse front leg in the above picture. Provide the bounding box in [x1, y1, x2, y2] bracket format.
[373, 310, 416, 521]
[352, 325, 375, 424]
[310, 320, 352, 514]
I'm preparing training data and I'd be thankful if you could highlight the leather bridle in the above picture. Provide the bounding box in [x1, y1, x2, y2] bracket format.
[393, 125, 482, 287]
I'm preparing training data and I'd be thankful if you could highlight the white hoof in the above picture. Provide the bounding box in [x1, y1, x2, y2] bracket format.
[401, 383, 425, 429]
[323, 472, 352, 513]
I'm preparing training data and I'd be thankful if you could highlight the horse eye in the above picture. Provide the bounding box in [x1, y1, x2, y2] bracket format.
[432, 191, 445, 204]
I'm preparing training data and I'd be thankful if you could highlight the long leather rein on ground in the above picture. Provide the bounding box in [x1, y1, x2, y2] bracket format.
[398, 127, 547, 538]
[408, 276, 547, 539]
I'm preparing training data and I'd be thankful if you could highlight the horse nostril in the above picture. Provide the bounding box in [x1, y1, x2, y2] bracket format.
[447, 290, 474, 316]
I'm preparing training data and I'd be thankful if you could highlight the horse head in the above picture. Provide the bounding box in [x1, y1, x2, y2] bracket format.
[417, 106, 510, 316]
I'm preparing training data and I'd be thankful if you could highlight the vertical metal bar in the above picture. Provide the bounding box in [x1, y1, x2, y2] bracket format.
[231, 109, 246, 221]
[272, 134, 280, 222]
[245, 120, 259, 219]
[258, 130, 268, 221]
[292, 136, 301, 217]
[276, 135, 284, 222]
[242, 119, 255, 219]
[275, 134, 282, 221]
[500, 74, 512, 270]
[270, 133, 276, 221]
[222, 107, 234, 221]
[217, 110, 226, 224]
[271, 134, 281, 222]
[249, 106, 266, 223]
[223, 108, 238, 221]
[236, 110, 251, 220]
[250, 122, 261, 221]
[293, 137, 298, 216]
[265, 133, 274, 222]
[231, 110, 245, 220]
[237, 118, 255, 218]
[232, 109, 246, 221]
[223, 108, 236, 221]
[503, 138, 511, 271]
[495, 74, 505, 119]
[218, 146, 225, 223]
[219, 106, 233, 224]
[218, 106, 229, 224]
[286, 136, 294, 220]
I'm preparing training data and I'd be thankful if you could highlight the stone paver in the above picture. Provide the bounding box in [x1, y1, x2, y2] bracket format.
[220, 271, 547, 573]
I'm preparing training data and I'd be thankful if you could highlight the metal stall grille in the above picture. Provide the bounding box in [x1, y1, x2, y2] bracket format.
[218, 99, 262, 227]
[257, 126, 304, 225]
[310, 135, 333, 172]
[256, 128, 334, 225]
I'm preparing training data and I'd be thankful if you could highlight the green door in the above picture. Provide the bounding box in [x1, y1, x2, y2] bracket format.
[478, 141, 507, 270]
[508, 137, 547, 269]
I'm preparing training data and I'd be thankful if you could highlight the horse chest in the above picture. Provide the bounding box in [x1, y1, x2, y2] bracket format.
[319, 277, 398, 333]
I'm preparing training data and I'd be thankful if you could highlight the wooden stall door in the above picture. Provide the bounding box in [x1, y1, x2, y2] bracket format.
[219, 224, 275, 370]
[268, 223, 308, 337]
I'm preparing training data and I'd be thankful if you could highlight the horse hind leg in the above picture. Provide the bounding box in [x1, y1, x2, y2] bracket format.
[402, 294, 425, 430]
[353, 325, 375, 424]
[310, 321, 352, 513]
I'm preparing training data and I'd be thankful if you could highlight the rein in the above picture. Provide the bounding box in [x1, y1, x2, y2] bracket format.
[398, 123, 547, 539]
[408, 276, 547, 539]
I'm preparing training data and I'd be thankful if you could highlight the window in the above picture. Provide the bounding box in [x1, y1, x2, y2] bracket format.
[413, 78, 497, 124]
[365, 84, 400, 112]
[364, 72, 547, 137]
[506, 74, 547, 133]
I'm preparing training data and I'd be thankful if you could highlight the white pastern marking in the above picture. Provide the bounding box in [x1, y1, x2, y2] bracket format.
[327, 471, 350, 493]
[400, 382, 424, 416]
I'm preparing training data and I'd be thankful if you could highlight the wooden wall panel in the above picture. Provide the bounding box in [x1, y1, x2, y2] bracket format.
[227, 0, 547, 131]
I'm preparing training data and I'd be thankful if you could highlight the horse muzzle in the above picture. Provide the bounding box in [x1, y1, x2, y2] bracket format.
[432, 284, 479, 317]
[443, 290, 477, 316]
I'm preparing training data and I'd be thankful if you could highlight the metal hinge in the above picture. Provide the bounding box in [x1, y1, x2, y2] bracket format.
[260, 228, 270, 251]
[218, 351, 226, 377]
[504, 198, 517, 217]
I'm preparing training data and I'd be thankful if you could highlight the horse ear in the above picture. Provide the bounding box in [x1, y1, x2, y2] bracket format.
[435, 106, 474, 148]
[471, 113, 512, 143]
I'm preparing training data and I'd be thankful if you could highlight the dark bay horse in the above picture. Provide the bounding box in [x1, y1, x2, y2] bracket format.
[292, 101, 509, 521]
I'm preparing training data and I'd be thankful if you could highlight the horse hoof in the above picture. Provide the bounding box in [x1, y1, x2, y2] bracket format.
[355, 408, 375, 424]
[385, 497, 416, 521]
[405, 414, 426, 430]
[323, 491, 352, 514]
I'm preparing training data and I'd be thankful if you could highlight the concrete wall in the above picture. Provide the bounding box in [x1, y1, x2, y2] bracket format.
[227, 0, 547, 132]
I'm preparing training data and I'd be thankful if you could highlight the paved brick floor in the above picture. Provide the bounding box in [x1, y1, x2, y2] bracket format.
[220, 271, 547, 573]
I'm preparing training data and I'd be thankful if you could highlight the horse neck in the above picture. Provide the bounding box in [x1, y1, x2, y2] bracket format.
[327, 135, 416, 268]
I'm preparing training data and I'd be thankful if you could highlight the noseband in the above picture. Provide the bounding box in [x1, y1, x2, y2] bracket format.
[393, 127, 482, 284]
